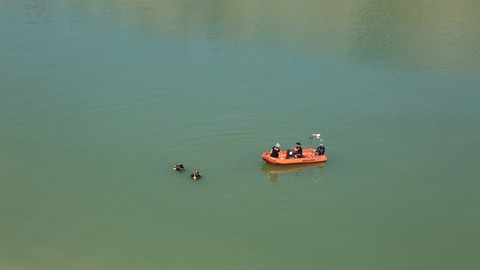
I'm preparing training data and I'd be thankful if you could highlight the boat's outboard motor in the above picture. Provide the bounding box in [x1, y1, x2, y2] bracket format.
[286, 148, 295, 159]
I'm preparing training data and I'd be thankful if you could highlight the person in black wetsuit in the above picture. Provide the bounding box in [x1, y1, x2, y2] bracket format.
[293, 142, 303, 158]
[191, 171, 202, 180]
[173, 163, 185, 171]
[270, 143, 281, 158]
[316, 144, 325, 155]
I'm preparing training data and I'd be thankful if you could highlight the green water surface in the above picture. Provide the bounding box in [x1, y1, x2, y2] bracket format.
[1, 1, 479, 269]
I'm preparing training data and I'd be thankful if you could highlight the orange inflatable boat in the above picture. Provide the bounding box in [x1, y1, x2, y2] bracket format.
[261, 148, 327, 165]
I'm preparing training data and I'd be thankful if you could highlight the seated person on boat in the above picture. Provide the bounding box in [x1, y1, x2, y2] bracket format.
[315, 144, 325, 156]
[293, 142, 303, 158]
[270, 143, 281, 158]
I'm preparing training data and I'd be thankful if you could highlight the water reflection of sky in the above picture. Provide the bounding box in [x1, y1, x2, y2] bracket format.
[14, 0, 480, 73]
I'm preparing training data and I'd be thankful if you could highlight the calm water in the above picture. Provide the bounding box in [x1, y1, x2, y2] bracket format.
[1, 1, 480, 269]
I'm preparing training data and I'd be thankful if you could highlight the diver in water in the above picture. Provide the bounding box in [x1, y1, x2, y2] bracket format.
[191, 171, 202, 180]
[270, 143, 281, 158]
[316, 144, 325, 155]
[173, 163, 185, 171]
[293, 142, 303, 158]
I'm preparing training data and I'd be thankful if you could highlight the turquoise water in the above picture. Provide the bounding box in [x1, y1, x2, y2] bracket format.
[1, 1, 480, 269]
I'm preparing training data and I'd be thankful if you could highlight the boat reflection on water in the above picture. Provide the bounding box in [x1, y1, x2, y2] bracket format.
[261, 162, 326, 183]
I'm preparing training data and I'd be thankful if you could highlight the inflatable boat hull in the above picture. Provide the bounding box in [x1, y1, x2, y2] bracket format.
[261, 148, 327, 165]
